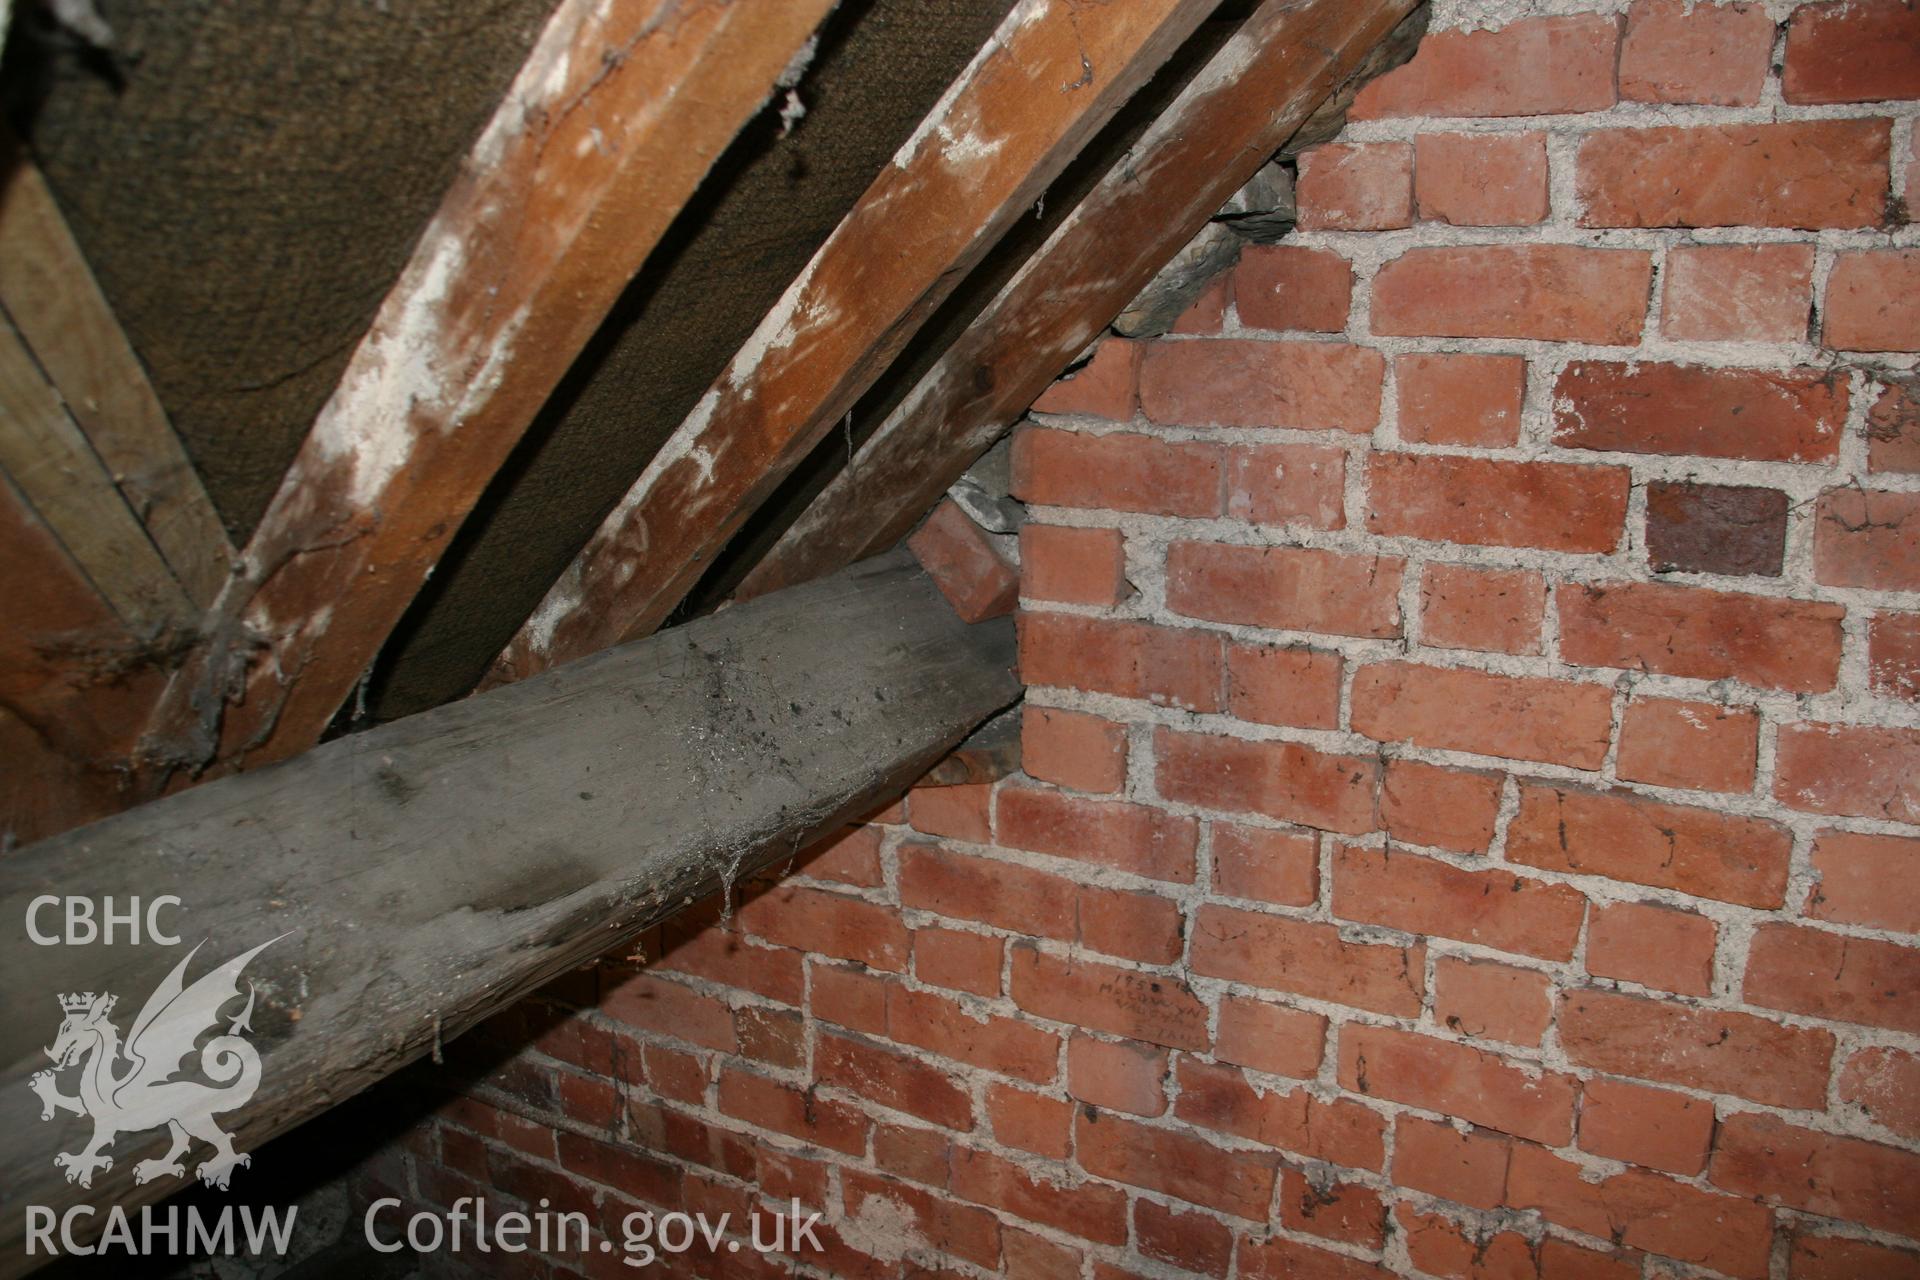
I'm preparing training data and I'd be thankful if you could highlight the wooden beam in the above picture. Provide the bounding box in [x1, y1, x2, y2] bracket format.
[485, 0, 1224, 689]
[0, 313, 195, 635]
[132, 0, 838, 780]
[0, 472, 167, 846]
[0, 550, 1018, 1254]
[735, 0, 1425, 600]
[922, 704, 1023, 786]
[0, 138, 236, 607]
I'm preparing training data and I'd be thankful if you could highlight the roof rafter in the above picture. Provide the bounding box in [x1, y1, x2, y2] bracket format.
[485, 0, 1225, 687]
[132, 0, 838, 780]
[735, 0, 1427, 601]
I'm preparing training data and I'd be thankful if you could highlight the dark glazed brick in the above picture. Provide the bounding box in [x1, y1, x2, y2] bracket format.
[1646, 482, 1788, 577]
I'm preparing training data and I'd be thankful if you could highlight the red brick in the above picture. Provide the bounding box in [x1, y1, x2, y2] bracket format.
[809, 960, 889, 1034]
[1784, 0, 1920, 103]
[869, 1122, 947, 1188]
[908, 782, 992, 842]
[1011, 426, 1221, 517]
[1555, 361, 1845, 463]
[1226, 642, 1341, 729]
[1660, 244, 1816, 342]
[555, 1131, 682, 1209]
[842, 1169, 1001, 1268]
[1281, 1169, 1384, 1248]
[951, 1146, 1128, 1245]
[1067, 1034, 1166, 1116]
[1508, 1143, 1773, 1279]
[1333, 843, 1586, 961]
[1840, 1046, 1920, 1141]
[1579, 121, 1890, 229]
[1032, 337, 1139, 419]
[899, 842, 1075, 940]
[1020, 524, 1127, 607]
[1213, 993, 1328, 1080]
[1018, 612, 1221, 711]
[1075, 883, 1183, 965]
[1134, 1199, 1232, 1279]
[1746, 921, 1920, 1034]
[996, 785, 1196, 882]
[1713, 1111, 1920, 1237]
[1509, 783, 1793, 907]
[1156, 727, 1380, 836]
[1193, 903, 1423, 1017]
[1167, 540, 1403, 639]
[1560, 986, 1834, 1107]
[1371, 244, 1652, 343]
[1809, 828, 1920, 932]
[1617, 697, 1758, 795]
[1073, 1111, 1276, 1221]
[1415, 132, 1550, 226]
[1434, 956, 1553, 1046]
[909, 498, 1017, 623]
[1240, 1234, 1393, 1280]
[1139, 339, 1384, 433]
[1815, 487, 1920, 589]
[600, 972, 737, 1052]
[1873, 376, 1920, 473]
[1006, 1228, 1081, 1280]
[1774, 720, 1920, 823]
[817, 1031, 972, 1130]
[734, 884, 907, 975]
[1021, 706, 1126, 795]
[1791, 1233, 1920, 1280]
[1391, 1115, 1510, 1210]
[643, 1044, 709, 1105]
[1826, 249, 1920, 352]
[1234, 245, 1353, 332]
[1871, 610, 1920, 702]
[1587, 899, 1718, 997]
[1297, 142, 1412, 231]
[1579, 1077, 1715, 1176]
[795, 823, 884, 887]
[913, 926, 1002, 997]
[1225, 442, 1345, 529]
[1558, 580, 1844, 693]
[1397, 1205, 1539, 1280]
[987, 1084, 1071, 1159]
[1420, 563, 1545, 655]
[1367, 454, 1629, 554]
[1339, 1024, 1576, 1145]
[1210, 822, 1318, 907]
[1174, 1058, 1388, 1170]
[1381, 759, 1503, 855]
[716, 1067, 867, 1155]
[1541, 1239, 1641, 1280]
[1644, 481, 1789, 577]
[1353, 14, 1619, 118]
[1009, 943, 1208, 1050]
[1174, 273, 1231, 336]
[654, 927, 805, 1006]
[736, 1004, 805, 1069]
[1394, 352, 1525, 447]
[1621, 0, 1773, 104]
[887, 986, 1063, 1084]
[1350, 661, 1613, 768]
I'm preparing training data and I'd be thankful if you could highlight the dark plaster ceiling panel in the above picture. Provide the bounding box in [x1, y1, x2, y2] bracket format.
[364, 0, 1020, 722]
[7, 0, 561, 538]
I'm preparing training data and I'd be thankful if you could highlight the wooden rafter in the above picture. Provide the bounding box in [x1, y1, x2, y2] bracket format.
[0, 140, 236, 609]
[485, 0, 1225, 688]
[0, 551, 1017, 1246]
[130, 0, 838, 781]
[736, 0, 1426, 600]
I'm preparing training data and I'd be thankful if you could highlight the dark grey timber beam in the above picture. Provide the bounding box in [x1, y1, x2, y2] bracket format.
[0, 549, 1018, 1266]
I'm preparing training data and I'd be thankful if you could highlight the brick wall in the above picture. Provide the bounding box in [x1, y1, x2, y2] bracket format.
[376, 3, 1920, 1277]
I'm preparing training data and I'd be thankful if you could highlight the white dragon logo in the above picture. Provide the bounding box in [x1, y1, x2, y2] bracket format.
[27, 936, 281, 1192]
